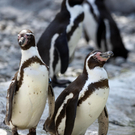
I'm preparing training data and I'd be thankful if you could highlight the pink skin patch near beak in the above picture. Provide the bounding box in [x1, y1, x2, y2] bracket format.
[95, 52, 108, 62]
[18, 34, 28, 46]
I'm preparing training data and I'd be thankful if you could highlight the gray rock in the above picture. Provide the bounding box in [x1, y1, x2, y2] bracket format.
[0, 0, 135, 134]
[105, 0, 135, 14]
[38, 9, 57, 22]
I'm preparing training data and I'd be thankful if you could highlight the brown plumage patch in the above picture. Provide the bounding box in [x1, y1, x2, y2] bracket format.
[78, 79, 108, 106]
[18, 56, 48, 90]
[104, 107, 108, 118]
[5, 74, 18, 125]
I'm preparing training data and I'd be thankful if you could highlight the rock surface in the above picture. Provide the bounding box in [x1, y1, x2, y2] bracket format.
[0, 0, 135, 135]
[105, 0, 135, 14]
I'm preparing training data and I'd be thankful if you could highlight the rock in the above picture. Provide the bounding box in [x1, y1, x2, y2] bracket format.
[114, 57, 126, 65]
[1, 70, 135, 135]
[38, 9, 57, 22]
[0, 0, 135, 134]
[0, 129, 11, 135]
[105, 0, 135, 14]
[0, 22, 7, 31]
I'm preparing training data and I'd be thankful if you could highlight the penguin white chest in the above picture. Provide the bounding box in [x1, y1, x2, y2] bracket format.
[56, 86, 109, 135]
[72, 87, 109, 135]
[11, 63, 48, 129]
[72, 69, 109, 134]
[83, 3, 98, 44]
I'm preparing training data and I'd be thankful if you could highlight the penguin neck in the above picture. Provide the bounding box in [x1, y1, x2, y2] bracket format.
[83, 66, 108, 82]
[66, 0, 83, 22]
[87, 0, 100, 16]
[88, 0, 96, 4]
[20, 46, 42, 66]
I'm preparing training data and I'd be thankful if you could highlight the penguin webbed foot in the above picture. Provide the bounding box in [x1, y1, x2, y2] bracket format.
[12, 128, 19, 135]
[43, 118, 56, 135]
[98, 106, 108, 135]
[52, 76, 71, 88]
[27, 128, 36, 135]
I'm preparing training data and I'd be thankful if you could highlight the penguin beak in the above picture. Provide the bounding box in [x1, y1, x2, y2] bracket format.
[18, 37, 26, 46]
[100, 51, 114, 59]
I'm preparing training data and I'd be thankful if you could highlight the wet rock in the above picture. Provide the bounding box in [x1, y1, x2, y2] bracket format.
[114, 57, 126, 66]
[0, 0, 135, 135]
[0, 23, 7, 31]
[38, 9, 57, 22]
[105, 0, 135, 14]
[0, 129, 11, 135]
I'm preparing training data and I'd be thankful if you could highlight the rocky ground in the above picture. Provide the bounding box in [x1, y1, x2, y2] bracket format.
[0, 0, 135, 135]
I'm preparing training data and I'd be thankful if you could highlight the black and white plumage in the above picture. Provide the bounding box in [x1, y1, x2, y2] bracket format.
[4, 29, 55, 135]
[43, 50, 113, 135]
[37, 0, 84, 87]
[83, 0, 128, 59]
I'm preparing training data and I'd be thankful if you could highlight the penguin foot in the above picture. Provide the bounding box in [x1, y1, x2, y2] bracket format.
[12, 132, 19, 135]
[52, 79, 71, 88]
[27, 128, 36, 135]
[12, 128, 19, 135]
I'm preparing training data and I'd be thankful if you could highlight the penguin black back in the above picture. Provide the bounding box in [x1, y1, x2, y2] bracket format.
[44, 50, 113, 135]
[4, 29, 53, 135]
[83, 0, 128, 59]
[37, 0, 84, 87]
[37, 3, 70, 65]
[95, 0, 128, 59]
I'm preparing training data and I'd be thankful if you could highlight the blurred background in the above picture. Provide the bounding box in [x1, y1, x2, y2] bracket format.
[0, 0, 135, 135]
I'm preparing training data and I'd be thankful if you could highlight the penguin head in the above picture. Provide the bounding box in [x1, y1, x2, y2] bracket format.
[18, 29, 35, 50]
[68, 0, 84, 6]
[84, 50, 113, 70]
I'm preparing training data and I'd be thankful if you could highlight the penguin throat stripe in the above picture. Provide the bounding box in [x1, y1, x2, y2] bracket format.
[67, 13, 84, 41]
[17, 56, 46, 90]
[77, 79, 108, 106]
[85, 1, 98, 21]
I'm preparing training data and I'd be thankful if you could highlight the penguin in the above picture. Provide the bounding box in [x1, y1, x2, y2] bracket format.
[4, 29, 55, 135]
[37, 0, 84, 87]
[83, 0, 128, 59]
[43, 50, 113, 135]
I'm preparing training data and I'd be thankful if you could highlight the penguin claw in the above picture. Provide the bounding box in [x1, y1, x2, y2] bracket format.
[12, 128, 19, 135]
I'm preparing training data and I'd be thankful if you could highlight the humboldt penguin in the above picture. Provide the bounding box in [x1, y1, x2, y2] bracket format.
[83, 0, 128, 59]
[43, 50, 113, 135]
[37, 0, 84, 87]
[4, 29, 55, 135]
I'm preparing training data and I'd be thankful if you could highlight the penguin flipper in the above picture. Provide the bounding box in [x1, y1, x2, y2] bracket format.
[48, 82, 55, 119]
[98, 106, 109, 135]
[97, 18, 106, 49]
[43, 81, 55, 134]
[64, 94, 79, 135]
[55, 31, 69, 74]
[7, 75, 18, 123]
